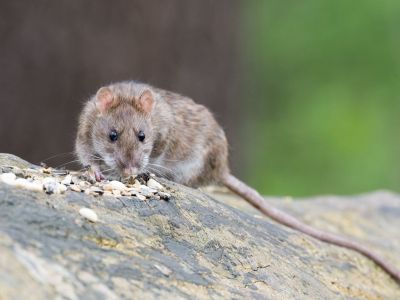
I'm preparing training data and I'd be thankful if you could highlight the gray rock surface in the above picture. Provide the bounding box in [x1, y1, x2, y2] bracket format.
[0, 153, 399, 299]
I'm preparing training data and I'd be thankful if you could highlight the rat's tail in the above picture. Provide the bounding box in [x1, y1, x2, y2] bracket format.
[222, 173, 400, 284]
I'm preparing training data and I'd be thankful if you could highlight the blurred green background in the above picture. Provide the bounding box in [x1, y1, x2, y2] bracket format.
[242, 1, 400, 196]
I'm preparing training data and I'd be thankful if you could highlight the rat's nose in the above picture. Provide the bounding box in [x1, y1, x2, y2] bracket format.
[122, 167, 139, 177]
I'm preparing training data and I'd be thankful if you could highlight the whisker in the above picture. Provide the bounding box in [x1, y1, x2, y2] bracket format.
[147, 163, 173, 173]
[40, 151, 76, 162]
[102, 168, 117, 173]
[55, 159, 83, 169]
[145, 166, 173, 180]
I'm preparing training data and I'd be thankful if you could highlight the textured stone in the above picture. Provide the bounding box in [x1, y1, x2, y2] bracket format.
[0, 153, 399, 299]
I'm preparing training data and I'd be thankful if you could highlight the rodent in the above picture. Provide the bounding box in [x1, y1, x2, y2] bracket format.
[75, 81, 400, 283]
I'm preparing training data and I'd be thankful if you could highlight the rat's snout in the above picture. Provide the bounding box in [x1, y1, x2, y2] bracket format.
[121, 159, 141, 177]
[117, 151, 142, 176]
[122, 166, 139, 177]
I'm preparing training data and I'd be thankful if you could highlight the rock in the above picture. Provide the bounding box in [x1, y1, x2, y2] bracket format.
[0, 153, 399, 299]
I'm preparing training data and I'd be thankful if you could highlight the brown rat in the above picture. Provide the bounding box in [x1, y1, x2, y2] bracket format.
[75, 81, 400, 283]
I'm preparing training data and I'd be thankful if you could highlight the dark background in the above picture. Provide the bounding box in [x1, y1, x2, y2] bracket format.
[0, 1, 242, 172]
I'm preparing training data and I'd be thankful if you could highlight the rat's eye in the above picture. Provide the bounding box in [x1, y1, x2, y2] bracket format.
[109, 129, 118, 142]
[138, 130, 145, 142]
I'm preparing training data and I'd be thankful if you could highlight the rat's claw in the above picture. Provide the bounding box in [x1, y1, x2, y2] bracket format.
[85, 166, 105, 182]
[94, 171, 105, 182]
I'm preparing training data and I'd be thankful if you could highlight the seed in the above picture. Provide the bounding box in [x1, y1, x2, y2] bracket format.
[147, 178, 164, 190]
[43, 178, 57, 194]
[136, 194, 146, 201]
[158, 192, 171, 200]
[112, 189, 121, 196]
[28, 180, 44, 192]
[52, 169, 69, 176]
[132, 179, 141, 188]
[89, 186, 104, 195]
[140, 185, 157, 194]
[61, 175, 73, 185]
[15, 178, 43, 192]
[0, 173, 17, 185]
[71, 176, 80, 184]
[43, 178, 67, 194]
[79, 207, 98, 222]
[70, 185, 82, 192]
[58, 184, 67, 194]
[103, 180, 126, 191]
[110, 180, 127, 191]
[79, 181, 90, 188]
[41, 168, 52, 174]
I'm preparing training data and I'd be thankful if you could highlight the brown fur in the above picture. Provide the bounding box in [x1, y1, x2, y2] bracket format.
[75, 81, 229, 186]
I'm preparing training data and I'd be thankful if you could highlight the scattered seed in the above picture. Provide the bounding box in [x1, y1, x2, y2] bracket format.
[139, 185, 156, 197]
[58, 184, 67, 194]
[61, 175, 73, 185]
[0, 173, 17, 185]
[89, 186, 104, 195]
[158, 192, 171, 200]
[43, 178, 66, 194]
[147, 178, 164, 190]
[125, 175, 137, 185]
[41, 168, 52, 174]
[52, 169, 69, 176]
[79, 181, 91, 189]
[136, 172, 150, 184]
[43, 180, 58, 194]
[121, 190, 132, 196]
[112, 189, 121, 197]
[28, 180, 44, 192]
[71, 176, 80, 184]
[70, 185, 82, 192]
[136, 194, 146, 201]
[1, 166, 174, 200]
[104, 180, 127, 191]
[79, 207, 98, 222]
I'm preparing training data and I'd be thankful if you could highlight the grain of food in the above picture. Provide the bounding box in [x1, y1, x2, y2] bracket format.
[0, 173, 17, 185]
[61, 175, 73, 185]
[147, 178, 164, 190]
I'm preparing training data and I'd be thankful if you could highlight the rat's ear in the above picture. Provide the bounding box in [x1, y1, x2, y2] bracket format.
[95, 87, 114, 113]
[137, 90, 154, 114]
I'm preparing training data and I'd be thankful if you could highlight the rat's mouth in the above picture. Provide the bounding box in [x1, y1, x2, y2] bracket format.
[122, 166, 140, 177]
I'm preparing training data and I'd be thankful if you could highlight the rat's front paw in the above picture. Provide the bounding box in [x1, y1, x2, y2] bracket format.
[94, 171, 105, 182]
[85, 166, 105, 182]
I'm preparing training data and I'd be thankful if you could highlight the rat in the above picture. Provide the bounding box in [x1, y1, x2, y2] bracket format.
[75, 81, 400, 283]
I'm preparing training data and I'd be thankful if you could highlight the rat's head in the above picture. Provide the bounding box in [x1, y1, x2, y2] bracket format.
[91, 86, 155, 177]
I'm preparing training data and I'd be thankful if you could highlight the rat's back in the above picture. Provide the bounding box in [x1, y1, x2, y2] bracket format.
[146, 84, 230, 187]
